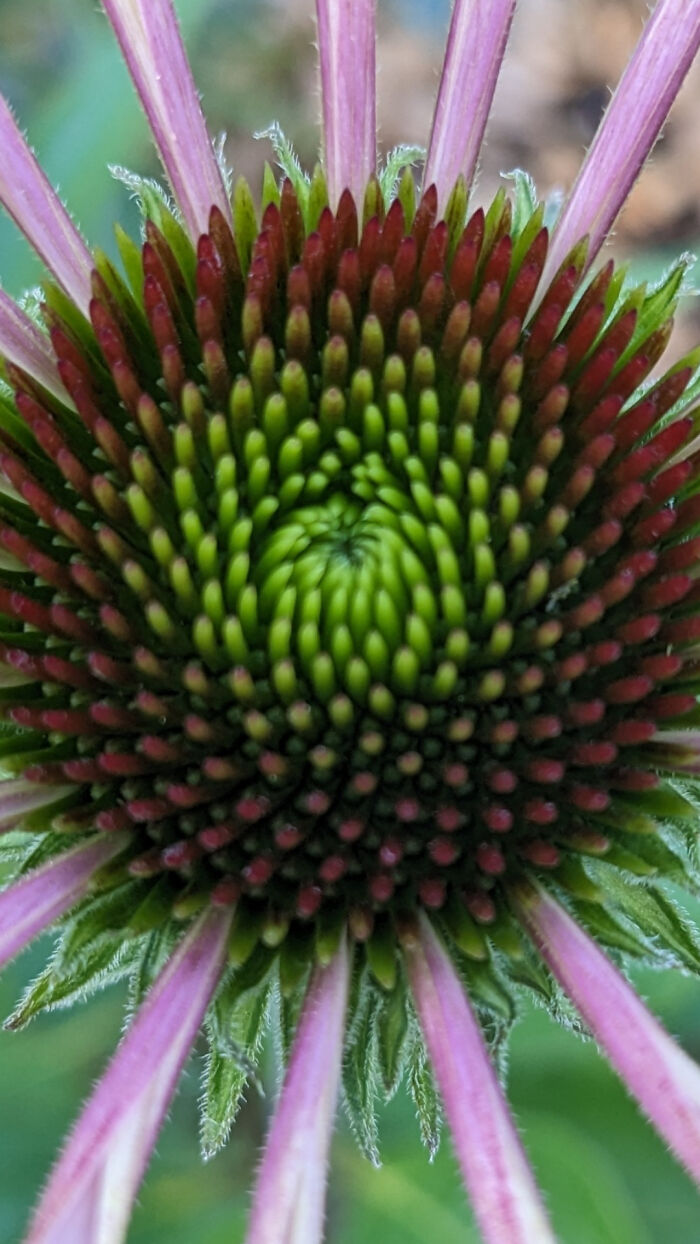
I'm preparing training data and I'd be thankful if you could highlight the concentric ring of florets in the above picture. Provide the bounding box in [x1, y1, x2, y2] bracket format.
[1, 169, 700, 971]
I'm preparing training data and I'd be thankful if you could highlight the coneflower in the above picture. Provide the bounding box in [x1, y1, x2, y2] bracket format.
[1, 1, 700, 1240]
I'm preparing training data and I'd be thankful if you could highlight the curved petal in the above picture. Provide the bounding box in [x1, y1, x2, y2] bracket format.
[404, 915, 556, 1244]
[543, 0, 700, 284]
[25, 905, 232, 1244]
[513, 880, 700, 1186]
[424, 0, 516, 210]
[0, 289, 66, 400]
[0, 96, 93, 313]
[0, 834, 129, 970]
[246, 935, 350, 1244]
[102, 0, 232, 238]
[315, 0, 376, 210]
[0, 779, 75, 834]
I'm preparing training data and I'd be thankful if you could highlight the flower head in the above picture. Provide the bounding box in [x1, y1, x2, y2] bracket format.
[2, 1, 700, 1240]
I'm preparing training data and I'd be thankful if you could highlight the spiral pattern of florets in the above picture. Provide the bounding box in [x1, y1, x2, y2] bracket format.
[2, 173, 700, 967]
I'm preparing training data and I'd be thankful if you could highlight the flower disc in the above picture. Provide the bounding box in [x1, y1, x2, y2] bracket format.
[2, 173, 699, 966]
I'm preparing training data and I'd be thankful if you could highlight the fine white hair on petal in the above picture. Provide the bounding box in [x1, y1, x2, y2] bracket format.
[423, 0, 516, 212]
[514, 880, 700, 1187]
[102, 0, 232, 239]
[25, 905, 232, 1244]
[0, 97, 93, 314]
[315, 0, 376, 211]
[405, 915, 557, 1244]
[0, 834, 129, 970]
[542, 0, 700, 286]
[0, 288, 68, 401]
[246, 935, 350, 1244]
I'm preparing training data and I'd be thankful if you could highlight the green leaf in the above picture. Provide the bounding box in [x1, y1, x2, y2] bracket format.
[376, 973, 409, 1097]
[502, 168, 538, 236]
[443, 175, 468, 259]
[5, 935, 139, 1030]
[306, 164, 330, 234]
[571, 899, 652, 960]
[255, 122, 309, 216]
[379, 145, 425, 209]
[596, 874, 700, 974]
[619, 254, 694, 371]
[200, 980, 270, 1159]
[127, 924, 178, 1014]
[233, 175, 259, 275]
[54, 880, 148, 966]
[366, 914, 398, 991]
[459, 956, 516, 1026]
[407, 1033, 441, 1160]
[342, 973, 381, 1166]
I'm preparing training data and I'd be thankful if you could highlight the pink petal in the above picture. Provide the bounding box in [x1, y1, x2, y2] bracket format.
[0, 96, 93, 314]
[25, 905, 231, 1244]
[102, 0, 232, 239]
[0, 833, 129, 969]
[424, 0, 516, 211]
[0, 289, 67, 400]
[543, 0, 700, 284]
[246, 935, 350, 1244]
[0, 779, 75, 833]
[315, 0, 376, 210]
[404, 915, 556, 1244]
[514, 880, 700, 1185]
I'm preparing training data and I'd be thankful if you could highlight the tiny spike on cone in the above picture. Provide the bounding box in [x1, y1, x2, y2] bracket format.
[404, 914, 556, 1244]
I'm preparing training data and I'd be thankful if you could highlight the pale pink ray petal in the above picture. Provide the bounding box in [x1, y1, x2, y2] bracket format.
[0, 97, 93, 314]
[514, 880, 700, 1185]
[0, 779, 76, 834]
[543, 0, 700, 286]
[0, 833, 129, 970]
[102, 0, 232, 239]
[315, 0, 376, 210]
[25, 905, 232, 1244]
[246, 935, 350, 1244]
[423, 0, 516, 210]
[404, 915, 556, 1244]
[0, 288, 67, 400]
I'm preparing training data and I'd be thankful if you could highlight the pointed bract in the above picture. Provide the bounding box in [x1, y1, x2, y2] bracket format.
[514, 881, 700, 1186]
[404, 915, 556, 1244]
[0, 834, 129, 970]
[315, 0, 376, 210]
[0, 97, 93, 313]
[424, 0, 516, 210]
[25, 906, 231, 1244]
[246, 936, 350, 1244]
[102, 0, 232, 238]
[544, 0, 700, 284]
[0, 290, 67, 401]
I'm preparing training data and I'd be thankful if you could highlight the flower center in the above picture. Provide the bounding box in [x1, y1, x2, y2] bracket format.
[2, 177, 697, 946]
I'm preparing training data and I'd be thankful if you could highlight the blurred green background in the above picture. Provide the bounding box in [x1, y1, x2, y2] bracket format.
[1, 1, 700, 1241]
